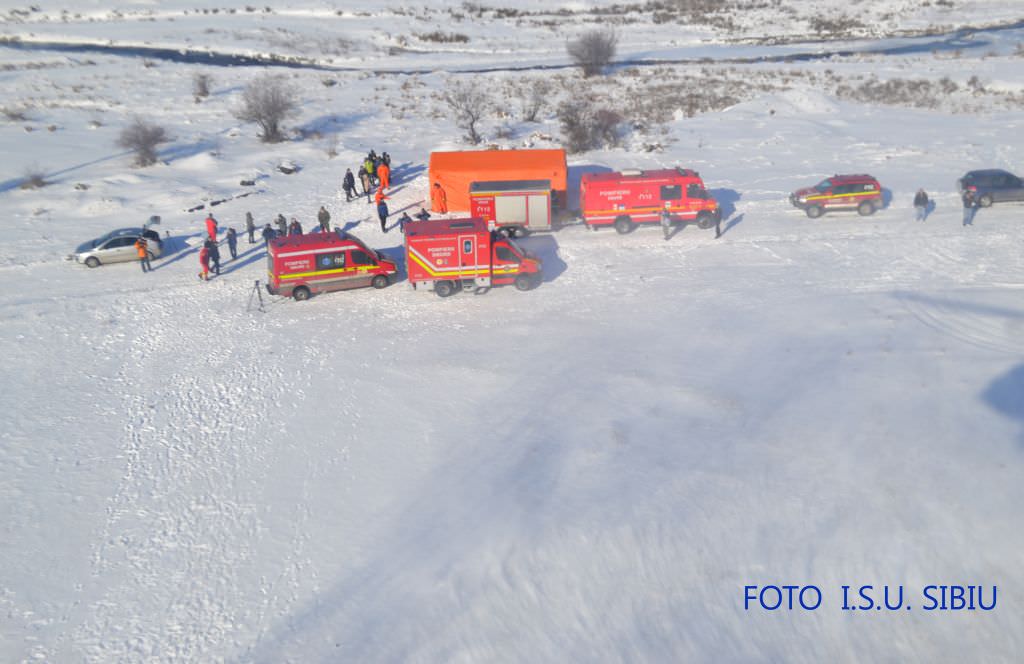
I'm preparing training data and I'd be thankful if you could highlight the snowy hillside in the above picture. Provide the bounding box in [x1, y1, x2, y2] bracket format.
[2, 2, 1023, 663]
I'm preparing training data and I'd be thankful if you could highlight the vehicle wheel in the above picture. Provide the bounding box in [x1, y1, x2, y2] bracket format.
[371, 274, 389, 289]
[435, 280, 455, 298]
[857, 201, 875, 216]
[696, 212, 714, 229]
[805, 206, 823, 219]
[84, 256, 101, 268]
[978, 194, 993, 208]
[613, 216, 634, 235]
[293, 286, 311, 301]
[498, 226, 513, 238]
[511, 226, 529, 238]
[515, 273, 539, 291]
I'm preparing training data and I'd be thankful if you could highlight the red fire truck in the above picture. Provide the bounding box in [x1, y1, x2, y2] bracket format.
[404, 217, 543, 297]
[469, 179, 552, 237]
[580, 168, 721, 234]
[266, 231, 398, 301]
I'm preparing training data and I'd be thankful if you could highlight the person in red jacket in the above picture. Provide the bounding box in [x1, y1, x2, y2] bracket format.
[377, 161, 390, 191]
[198, 244, 210, 281]
[205, 214, 218, 241]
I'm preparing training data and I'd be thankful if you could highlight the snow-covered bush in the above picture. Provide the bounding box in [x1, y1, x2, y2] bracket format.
[567, 29, 618, 78]
[116, 118, 168, 167]
[442, 80, 490, 145]
[557, 100, 623, 153]
[234, 74, 298, 144]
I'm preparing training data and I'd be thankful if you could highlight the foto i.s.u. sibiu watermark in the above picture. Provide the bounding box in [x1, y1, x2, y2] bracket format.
[743, 584, 997, 612]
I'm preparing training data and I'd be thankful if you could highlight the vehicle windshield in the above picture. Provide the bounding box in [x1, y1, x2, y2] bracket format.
[814, 179, 832, 192]
[505, 238, 526, 258]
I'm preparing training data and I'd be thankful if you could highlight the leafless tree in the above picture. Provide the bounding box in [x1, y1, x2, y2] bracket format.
[521, 78, 550, 122]
[557, 100, 623, 154]
[442, 80, 489, 145]
[234, 74, 298, 143]
[193, 72, 213, 100]
[567, 29, 618, 78]
[116, 117, 168, 167]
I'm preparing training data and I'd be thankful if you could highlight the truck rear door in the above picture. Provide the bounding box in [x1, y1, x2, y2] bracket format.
[458, 234, 482, 278]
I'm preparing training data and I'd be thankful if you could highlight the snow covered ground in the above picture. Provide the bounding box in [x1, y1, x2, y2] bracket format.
[2, 2, 1023, 662]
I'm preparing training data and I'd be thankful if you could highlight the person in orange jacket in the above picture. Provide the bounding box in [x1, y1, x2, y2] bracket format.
[134, 236, 151, 273]
[205, 214, 218, 241]
[431, 182, 447, 213]
[198, 244, 210, 281]
[377, 161, 390, 190]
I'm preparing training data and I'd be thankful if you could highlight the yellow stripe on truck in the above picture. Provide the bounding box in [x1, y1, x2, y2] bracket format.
[408, 251, 490, 278]
[280, 266, 370, 280]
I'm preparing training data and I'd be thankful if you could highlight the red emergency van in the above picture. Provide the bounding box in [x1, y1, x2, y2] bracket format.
[470, 179, 552, 237]
[404, 217, 543, 297]
[580, 168, 721, 234]
[266, 231, 398, 301]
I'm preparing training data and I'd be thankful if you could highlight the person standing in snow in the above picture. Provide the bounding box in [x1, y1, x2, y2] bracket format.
[381, 151, 391, 168]
[226, 227, 238, 260]
[245, 211, 256, 243]
[205, 214, 218, 242]
[376, 193, 389, 233]
[359, 169, 372, 203]
[397, 211, 412, 233]
[962, 189, 977, 226]
[431, 182, 447, 213]
[198, 244, 210, 281]
[135, 236, 151, 273]
[276, 214, 288, 237]
[317, 206, 331, 233]
[262, 223, 275, 248]
[343, 168, 356, 202]
[364, 155, 376, 187]
[914, 189, 930, 222]
[206, 238, 221, 275]
[660, 208, 672, 241]
[415, 207, 431, 221]
[288, 218, 303, 236]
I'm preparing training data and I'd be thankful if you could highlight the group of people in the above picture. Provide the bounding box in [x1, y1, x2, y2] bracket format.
[913, 188, 982, 227]
[342, 150, 392, 204]
[198, 214, 241, 281]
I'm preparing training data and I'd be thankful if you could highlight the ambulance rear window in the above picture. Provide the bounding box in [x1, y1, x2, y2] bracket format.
[316, 252, 346, 270]
[660, 185, 682, 201]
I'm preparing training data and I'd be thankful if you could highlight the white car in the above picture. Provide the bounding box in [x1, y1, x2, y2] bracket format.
[70, 227, 163, 268]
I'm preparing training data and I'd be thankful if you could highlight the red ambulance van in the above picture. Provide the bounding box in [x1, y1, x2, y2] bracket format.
[266, 231, 397, 301]
[404, 217, 542, 297]
[580, 168, 720, 234]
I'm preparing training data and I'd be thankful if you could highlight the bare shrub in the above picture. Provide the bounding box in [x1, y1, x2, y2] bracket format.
[416, 31, 470, 43]
[2, 106, 29, 121]
[234, 74, 298, 143]
[557, 100, 623, 153]
[567, 29, 618, 77]
[442, 80, 489, 144]
[193, 72, 212, 100]
[116, 118, 168, 167]
[521, 78, 550, 122]
[20, 166, 47, 189]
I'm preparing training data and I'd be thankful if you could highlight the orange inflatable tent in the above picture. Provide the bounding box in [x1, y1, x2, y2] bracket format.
[428, 149, 567, 212]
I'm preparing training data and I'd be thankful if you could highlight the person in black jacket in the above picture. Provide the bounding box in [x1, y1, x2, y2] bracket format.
[913, 189, 930, 221]
[206, 238, 221, 275]
[226, 227, 238, 259]
[245, 211, 256, 243]
[343, 168, 356, 201]
[317, 206, 331, 232]
[262, 223, 275, 247]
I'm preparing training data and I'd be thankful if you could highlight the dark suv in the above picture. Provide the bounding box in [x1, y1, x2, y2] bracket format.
[957, 169, 1024, 207]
